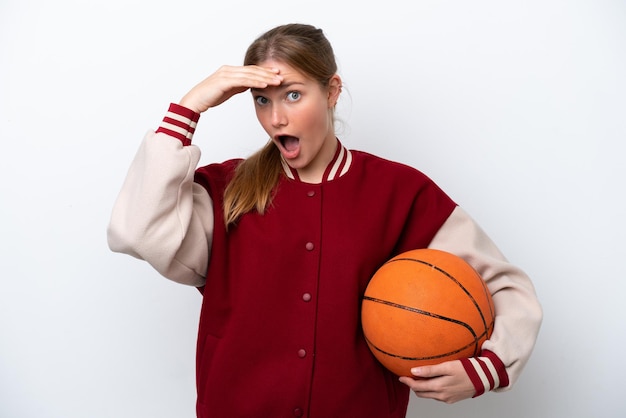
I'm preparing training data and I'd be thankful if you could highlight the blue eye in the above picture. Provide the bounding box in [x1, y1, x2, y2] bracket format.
[255, 96, 269, 105]
[287, 91, 301, 102]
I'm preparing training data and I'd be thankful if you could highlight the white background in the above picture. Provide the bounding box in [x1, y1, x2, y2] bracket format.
[1, 0, 625, 417]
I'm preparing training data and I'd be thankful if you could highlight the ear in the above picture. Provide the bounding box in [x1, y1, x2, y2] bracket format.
[327, 74, 342, 108]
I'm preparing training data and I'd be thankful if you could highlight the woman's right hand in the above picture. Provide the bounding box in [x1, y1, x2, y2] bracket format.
[179, 65, 283, 114]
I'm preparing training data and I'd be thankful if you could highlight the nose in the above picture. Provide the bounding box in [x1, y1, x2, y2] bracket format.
[271, 104, 287, 128]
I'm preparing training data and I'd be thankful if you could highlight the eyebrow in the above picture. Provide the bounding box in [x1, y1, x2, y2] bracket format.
[251, 81, 306, 94]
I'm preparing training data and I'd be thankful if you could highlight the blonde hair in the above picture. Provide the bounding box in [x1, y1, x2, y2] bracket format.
[223, 24, 338, 227]
[223, 141, 283, 226]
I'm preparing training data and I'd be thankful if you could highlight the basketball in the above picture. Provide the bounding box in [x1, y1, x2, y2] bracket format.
[361, 248, 495, 377]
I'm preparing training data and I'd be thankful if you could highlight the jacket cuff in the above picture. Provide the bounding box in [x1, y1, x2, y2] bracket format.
[460, 349, 510, 397]
[155, 103, 200, 146]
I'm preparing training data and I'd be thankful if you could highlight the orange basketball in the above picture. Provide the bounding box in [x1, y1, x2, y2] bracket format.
[361, 248, 495, 377]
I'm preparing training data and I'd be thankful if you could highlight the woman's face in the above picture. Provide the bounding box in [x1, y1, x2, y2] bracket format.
[252, 60, 341, 183]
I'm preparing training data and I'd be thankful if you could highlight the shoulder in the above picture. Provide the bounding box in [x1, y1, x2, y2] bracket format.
[348, 149, 456, 206]
[194, 158, 243, 191]
[196, 158, 242, 175]
[349, 149, 433, 182]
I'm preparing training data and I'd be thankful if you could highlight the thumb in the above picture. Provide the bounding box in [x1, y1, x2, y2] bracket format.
[410, 363, 444, 379]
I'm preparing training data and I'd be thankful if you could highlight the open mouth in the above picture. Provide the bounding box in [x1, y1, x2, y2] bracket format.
[278, 135, 300, 152]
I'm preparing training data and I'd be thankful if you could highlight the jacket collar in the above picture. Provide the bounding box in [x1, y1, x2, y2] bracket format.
[281, 139, 352, 183]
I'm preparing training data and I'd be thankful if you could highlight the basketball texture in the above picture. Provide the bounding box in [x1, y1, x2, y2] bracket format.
[361, 248, 495, 377]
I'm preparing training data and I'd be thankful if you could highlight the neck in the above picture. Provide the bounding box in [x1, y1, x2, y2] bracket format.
[297, 136, 338, 183]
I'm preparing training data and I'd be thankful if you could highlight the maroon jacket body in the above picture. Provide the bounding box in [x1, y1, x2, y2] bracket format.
[193, 147, 456, 417]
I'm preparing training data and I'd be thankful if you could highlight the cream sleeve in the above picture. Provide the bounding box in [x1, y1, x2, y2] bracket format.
[428, 206, 543, 390]
[107, 131, 213, 287]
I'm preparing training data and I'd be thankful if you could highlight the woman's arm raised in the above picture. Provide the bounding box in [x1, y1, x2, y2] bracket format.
[107, 106, 213, 287]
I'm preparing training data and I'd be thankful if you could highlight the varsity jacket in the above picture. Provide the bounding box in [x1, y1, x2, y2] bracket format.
[107, 104, 543, 418]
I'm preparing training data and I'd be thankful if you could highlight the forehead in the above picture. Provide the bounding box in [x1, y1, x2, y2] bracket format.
[258, 59, 309, 82]
[252, 59, 322, 97]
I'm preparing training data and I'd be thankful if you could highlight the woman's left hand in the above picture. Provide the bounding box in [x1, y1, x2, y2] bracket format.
[398, 360, 476, 404]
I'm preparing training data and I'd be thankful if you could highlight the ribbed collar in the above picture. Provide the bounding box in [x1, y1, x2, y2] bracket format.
[280, 139, 353, 183]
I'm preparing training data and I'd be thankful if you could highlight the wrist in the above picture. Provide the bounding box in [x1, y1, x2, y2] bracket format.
[155, 103, 201, 146]
[460, 350, 509, 397]
[179, 93, 203, 114]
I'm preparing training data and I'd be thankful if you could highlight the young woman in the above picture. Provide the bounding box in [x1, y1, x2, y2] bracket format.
[107, 23, 542, 418]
